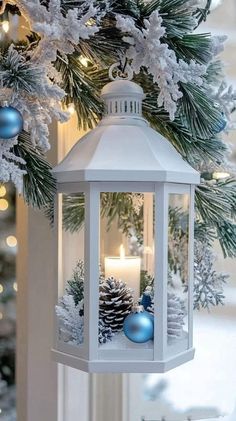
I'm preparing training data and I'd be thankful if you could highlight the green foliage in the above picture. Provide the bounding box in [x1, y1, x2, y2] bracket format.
[62, 193, 85, 232]
[0, 46, 45, 93]
[141, 0, 196, 37]
[178, 83, 226, 139]
[167, 34, 213, 64]
[66, 260, 85, 306]
[62, 192, 144, 242]
[194, 0, 212, 28]
[195, 178, 236, 257]
[55, 54, 102, 130]
[140, 270, 153, 295]
[13, 131, 56, 209]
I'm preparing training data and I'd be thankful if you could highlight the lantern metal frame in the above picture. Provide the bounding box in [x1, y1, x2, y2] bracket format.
[52, 69, 199, 373]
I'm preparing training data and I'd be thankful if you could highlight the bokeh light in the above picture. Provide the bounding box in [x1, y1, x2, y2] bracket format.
[2, 20, 9, 33]
[6, 235, 17, 248]
[0, 198, 9, 211]
[0, 186, 6, 197]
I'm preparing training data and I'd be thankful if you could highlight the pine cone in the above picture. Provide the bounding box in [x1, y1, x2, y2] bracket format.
[99, 277, 134, 332]
[98, 319, 114, 344]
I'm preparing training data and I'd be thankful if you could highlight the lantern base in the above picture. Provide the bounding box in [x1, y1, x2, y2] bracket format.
[51, 347, 195, 373]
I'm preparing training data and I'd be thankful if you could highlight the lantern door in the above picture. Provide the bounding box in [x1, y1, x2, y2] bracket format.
[97, 182, 156, 368]
[53, 183, 88, 363]
[154, 183, 195, 370]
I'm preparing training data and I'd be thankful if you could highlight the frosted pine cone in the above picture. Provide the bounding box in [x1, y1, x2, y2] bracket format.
[99, 277, 134, 332]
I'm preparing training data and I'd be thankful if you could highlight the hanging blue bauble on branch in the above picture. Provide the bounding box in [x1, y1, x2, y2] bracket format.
[0, 103, 23, 139]
[123, 305, 154, 344]
[214, 113, 227, 134]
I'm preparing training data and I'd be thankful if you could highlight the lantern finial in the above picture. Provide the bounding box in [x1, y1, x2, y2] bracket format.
[101, 63, 145, 118]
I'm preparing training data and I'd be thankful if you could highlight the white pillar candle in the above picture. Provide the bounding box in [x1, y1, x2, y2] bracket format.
[104, 245, 141, 302]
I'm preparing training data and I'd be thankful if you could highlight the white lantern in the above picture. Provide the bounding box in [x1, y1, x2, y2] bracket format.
[52, 65, 200, 373]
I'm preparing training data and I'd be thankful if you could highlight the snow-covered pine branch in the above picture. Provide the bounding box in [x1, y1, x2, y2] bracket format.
[116, 11, 207, 121]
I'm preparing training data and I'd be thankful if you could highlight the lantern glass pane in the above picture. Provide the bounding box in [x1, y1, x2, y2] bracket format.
[167, 193, 189, 353]
[56, 192, 85, 349]
[99, 192, 155, 353]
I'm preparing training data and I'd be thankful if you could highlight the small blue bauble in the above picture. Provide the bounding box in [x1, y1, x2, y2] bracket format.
[0, 105, 23, 139]
[140, 293, 152, 310]
[215, 113, 227, 134]
[123, 311, 154, 343]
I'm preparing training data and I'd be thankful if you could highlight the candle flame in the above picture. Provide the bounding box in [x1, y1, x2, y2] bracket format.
[120, 244, 125, 259]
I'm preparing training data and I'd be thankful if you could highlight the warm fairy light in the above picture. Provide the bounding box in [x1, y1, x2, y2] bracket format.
[6, 235, 17, 248]
[67, 103, 75, 116]
[13, 282, 18, 292]
[0, 186, 6, 197]
[79, 56, 89, 67]
[0, 198, 8, 211]
[86, 18, 95, 27]
[0, 312, 3, 320]
[0, 284, 3, 294]
[213, 171, 230, 180]
[119, 244, 125, 259]
[2, 20, 9, 33]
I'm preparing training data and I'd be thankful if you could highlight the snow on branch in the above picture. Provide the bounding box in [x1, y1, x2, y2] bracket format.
[116, 11, 207, 120]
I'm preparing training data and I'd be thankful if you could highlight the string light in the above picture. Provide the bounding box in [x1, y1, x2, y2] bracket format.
[6, 235, 17, 248]
[79, 56, 89, 67]
[0, 198, 8, 211]
[13, 282, 18, 292]
[67, 103, 75, 116]
[0, 186, 6, 197]
[212, 171, 230, 180]
[2, 20, 9, 33]
[0, 284, 4, 294]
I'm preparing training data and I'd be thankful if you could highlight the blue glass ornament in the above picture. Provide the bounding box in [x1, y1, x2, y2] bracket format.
[0, 105, 23, 139]
[215, 113, 227, 134]
[123, 308, 154, 343]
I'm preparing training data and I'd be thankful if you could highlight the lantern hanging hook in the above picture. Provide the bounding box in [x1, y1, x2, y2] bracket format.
[109, 59, 133, 81]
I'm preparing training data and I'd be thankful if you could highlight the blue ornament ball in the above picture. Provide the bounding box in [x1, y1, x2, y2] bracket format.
[123, 310, 154, 344]
[215, 113, 227, 134]
[0, 105, 23, 139]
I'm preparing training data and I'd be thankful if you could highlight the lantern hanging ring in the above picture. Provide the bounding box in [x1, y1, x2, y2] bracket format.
[109, 60, 133, 81]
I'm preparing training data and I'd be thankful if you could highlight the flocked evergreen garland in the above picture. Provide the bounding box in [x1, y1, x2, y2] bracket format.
[0, 0, 236, 307]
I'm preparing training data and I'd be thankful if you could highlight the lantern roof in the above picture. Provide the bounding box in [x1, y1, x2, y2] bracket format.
[101, 79, 144, 99]
[53, 78, 200, 185]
